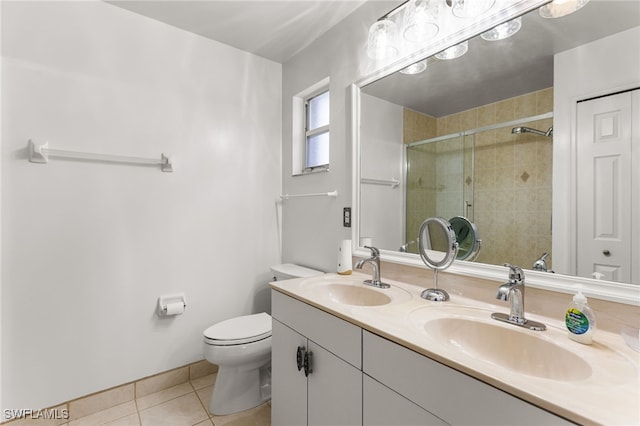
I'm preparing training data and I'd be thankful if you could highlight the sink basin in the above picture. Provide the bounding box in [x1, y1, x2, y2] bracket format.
[299, 276, 413, 307]
[313, 283, 392, 306]
[423, 316, 593, 381]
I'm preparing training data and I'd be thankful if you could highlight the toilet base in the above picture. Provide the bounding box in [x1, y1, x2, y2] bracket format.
[209, 363, 271, 415]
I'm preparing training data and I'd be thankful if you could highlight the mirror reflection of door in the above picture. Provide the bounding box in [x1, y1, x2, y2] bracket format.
[405, 134, 471, 255]
[577, 89, 639, 284]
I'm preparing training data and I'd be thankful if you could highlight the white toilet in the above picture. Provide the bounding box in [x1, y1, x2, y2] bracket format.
[203, 264, 323, 415]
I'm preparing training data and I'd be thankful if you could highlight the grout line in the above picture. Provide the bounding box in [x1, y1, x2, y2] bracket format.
[136, 383, 196, 413]
[133, 396, 143, 426]
[190, 380, 214, 423]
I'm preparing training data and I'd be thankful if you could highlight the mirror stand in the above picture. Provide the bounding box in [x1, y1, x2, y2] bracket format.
[421, 271, 450, 302]
[418, 217, 459, 302]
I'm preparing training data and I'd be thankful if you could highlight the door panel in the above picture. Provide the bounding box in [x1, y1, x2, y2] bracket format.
[271, 319, 308, 426]
[577, 91, 634, 282]
[307, 341, 362, 426]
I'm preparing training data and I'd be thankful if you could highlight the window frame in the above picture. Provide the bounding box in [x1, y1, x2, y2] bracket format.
[292, 77, 330, 176]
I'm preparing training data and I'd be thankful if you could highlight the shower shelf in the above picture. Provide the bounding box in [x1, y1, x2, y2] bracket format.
[27, 139, 173, 172]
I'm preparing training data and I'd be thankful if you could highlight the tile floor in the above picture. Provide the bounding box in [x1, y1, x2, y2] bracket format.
[10, 373, 271, 426]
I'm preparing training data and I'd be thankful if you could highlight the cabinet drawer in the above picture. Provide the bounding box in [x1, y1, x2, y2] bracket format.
[272, 290, 361, 368]
[363, 331, 573, 426]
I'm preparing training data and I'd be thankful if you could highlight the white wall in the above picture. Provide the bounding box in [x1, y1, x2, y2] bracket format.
[553, 26, 640, 276]
[360, 93, 404, 251]
[281, 1, 395, 272]
[1, 1, 281, 410]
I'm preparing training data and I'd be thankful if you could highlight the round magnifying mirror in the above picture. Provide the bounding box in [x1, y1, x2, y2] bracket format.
[449, 216, 482, 261]
[418, 217, 458, 302]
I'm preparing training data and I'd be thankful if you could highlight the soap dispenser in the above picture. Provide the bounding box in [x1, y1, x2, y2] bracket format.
[565, 286, 596, 344]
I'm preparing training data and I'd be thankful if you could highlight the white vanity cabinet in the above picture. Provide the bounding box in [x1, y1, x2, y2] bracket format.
[271, 291, 362, 426]
[363, 331, 574, 426]
[272, 289, 574, 426]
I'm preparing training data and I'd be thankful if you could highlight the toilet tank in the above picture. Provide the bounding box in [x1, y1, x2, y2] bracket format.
[270, 264, 324, 281]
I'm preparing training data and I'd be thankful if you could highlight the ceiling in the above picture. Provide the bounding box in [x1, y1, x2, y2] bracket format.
[107, 0, 368, 63]
[106, 1, 639, 116]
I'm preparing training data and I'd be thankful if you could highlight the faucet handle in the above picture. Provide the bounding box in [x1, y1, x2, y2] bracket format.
[364, 245, 380, 258]
[504, 263, 524, 283]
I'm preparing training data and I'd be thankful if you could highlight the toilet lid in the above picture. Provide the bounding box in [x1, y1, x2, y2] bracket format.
[204, 312, 272, 343]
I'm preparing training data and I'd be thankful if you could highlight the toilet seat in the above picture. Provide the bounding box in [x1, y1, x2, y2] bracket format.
[204, 312, 272, 346]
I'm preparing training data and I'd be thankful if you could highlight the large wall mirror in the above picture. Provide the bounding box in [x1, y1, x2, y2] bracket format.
[354, 0, 640, 303]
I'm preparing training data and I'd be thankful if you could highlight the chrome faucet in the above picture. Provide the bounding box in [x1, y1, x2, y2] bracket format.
[491, 264, 546, 331]
[532, 252, 554, 273]
[355, 246, 390, 289]
[399, 241, 415, 252]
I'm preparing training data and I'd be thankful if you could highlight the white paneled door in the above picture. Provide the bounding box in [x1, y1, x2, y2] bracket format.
[577, 89, 639, 284]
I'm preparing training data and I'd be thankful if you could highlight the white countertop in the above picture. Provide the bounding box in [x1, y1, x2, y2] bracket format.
[270, 272, 640, 426]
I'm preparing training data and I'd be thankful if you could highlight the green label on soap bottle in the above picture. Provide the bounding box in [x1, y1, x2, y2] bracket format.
[566, 308, 589, 335]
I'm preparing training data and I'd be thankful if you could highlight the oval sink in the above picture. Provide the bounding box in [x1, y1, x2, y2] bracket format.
[300, 276, 413, 307]
[424, 317, 593, 381]
[313, 283, 392, 306]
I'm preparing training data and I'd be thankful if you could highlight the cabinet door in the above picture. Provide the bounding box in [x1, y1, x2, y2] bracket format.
[307, 340, 362, 426]
[363, 374, 448, 426]
[272, 319, 308, 426]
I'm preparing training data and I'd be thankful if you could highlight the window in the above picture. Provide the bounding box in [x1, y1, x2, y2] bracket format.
[292, 78, 330, 175]
[305, 90, 330, 170]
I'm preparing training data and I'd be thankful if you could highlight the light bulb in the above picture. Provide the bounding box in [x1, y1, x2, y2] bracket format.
[451, 0, 496, 18]
[399, 60, 428, 74]
[435, 40, 468, 60]
[367, 18, 400, 60]
[481, 17, 522, 41]
[539, 0, 590, 18]
[403, 0, 439, 43]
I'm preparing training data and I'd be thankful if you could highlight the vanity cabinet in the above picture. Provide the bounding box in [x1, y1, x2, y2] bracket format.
[363, 331, 574, 426]
[272, 289, 574, 426]
[271, 291, 362, 426]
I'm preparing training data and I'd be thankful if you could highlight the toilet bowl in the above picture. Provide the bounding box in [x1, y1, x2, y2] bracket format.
[203, 264, 323, 415]
[203, 313, 272, 415]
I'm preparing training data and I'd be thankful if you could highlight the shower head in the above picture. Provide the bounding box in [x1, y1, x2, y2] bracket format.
[511, 126, 553, 137]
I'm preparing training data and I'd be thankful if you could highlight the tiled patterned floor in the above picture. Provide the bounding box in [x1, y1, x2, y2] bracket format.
[10, 373, 271, 426]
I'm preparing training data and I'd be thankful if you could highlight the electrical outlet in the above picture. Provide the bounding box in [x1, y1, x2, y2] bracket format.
[343, 207, 351, 227]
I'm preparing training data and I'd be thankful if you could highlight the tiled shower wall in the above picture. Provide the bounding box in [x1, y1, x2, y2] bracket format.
[403, 88, 554, 268]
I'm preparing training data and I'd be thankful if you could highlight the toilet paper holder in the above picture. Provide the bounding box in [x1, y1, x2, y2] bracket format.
[157, 293, 187, 316]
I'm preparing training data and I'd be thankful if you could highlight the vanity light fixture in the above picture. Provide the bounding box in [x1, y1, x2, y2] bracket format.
[448, 0, 496, 18]
[481, 16, 522, 41]
[367, 0, 502, 61]
[366, 17, 400, 60]
[435, 40, 468, 60]
[399, 59, 428, 74]
[539, 0, 590, 18]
